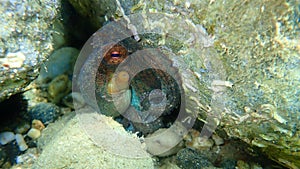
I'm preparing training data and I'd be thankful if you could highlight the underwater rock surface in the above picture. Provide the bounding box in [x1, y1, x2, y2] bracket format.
[135, 1, 299, 168]
[74, 11, 221, 158]
[0, 0, 61, 102]
[176, 148, 213, 169]
[37, 47, 79, 83]
[71, 0, 300, 168]
[33, 110, 154, 169]
[28, 102, 60, 125]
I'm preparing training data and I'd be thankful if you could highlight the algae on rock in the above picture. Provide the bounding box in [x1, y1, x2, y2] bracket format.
[0, 0, 62, 102]
[70, 0, 299, 168]
[129, 0, 300, 167]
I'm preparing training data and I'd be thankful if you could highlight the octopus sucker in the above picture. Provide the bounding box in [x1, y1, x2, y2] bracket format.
[107, 71, 130, 94]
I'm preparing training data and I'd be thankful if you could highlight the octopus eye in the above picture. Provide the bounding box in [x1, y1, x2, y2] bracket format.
[111, 51, 121, 57]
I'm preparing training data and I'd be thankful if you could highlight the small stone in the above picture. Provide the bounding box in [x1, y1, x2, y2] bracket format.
[48, 74, 72, 104]
[27, 128, 41, 139]
[0, 52, 26, 69]
[60, 107, 72, 115]
[212, 133, 224, 146]
[32, 119, 45, 131]
[145, 127, 184, 157]
[28, 102, 60, 124]
[185, 129, 214, 149]
[62, 92, 86, 109]
[176, 148, 213, 169]
[196, 137, 214, 148]
[15, 134, 28, 151]
[16, 148, 38, 164]
[37, 47, 79, 83]
[15, 122, 31, 134]
[220, 159, 237, 169]
[236, 160, 250, 169]
[0, 131, 15, 145]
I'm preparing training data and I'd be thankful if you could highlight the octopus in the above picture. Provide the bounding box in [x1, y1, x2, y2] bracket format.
[95, 42, 182, 136]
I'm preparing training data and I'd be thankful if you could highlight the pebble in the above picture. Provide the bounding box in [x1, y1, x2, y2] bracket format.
[15, 122, 31, 134]
[145, 127, 184, 157]
[236, 160, 250, 169]
[28, 102, 60, 124]
[16, 148, 38, 164]
[0, 52, 26, 69]
[15, 134, 28, 151]
[0, 131, 15, 145]
[27, 128, 41, 140]
[31, 119, 45, 131]
[176, 148, 213, 169]
[220, 159, 237, 169]
[212, 133, 224, 146]
[48, 74, 72, 103]
[185, 129, 214, 149]
[37, 47, 79, 83]
[62, 92, 86, 109]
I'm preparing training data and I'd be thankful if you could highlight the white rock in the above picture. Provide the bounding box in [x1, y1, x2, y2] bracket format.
[15, 134, 28, 151]
[16, 148, 38, 164]
[145, 123, 186, 157]
[0, 52, 26, 68]
[16, 155, 25, 164]
[0, 131, 15, 145]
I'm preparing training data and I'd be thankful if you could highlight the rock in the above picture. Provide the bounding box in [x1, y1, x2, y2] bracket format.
[176, 148, 213, 169]
[212, 134, 224, 146]
[236, 160, 250, 169]
[0, 0, 61, 102]
[15, 148, 38, 165]
[0, 131, 15, 145]
[14, 122, 31, 134]
[159, 158, 181, 169]
[74, 11, 213, 160]
[145, 125, 184, 157]
[15, 134, 28, 152]
[107, 0, 300, 168]
[31, 120, 45, 131]
[219, 159, 237, 169]
[72, 0, 299, 167]
[48, 74, 72, 104]
[185, 129, 214, 150]
[0, 52, 26, 69]
[33, 109, 154, 169]
[51, 21, 67, 50]
[62, 92, 86, 109]
[37, 47, 79, 83]
[27, 128, 41, 140]
[28, 102, 60, 124]
[36, 111, 76, 151]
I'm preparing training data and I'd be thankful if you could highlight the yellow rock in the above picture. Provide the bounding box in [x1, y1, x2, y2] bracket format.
[32, 119, 45, 131]
[27, 128, 41, 139]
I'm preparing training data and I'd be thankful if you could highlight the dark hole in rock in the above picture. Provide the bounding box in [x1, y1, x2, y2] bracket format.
[60, 0, 97, 48]
[0, 93, 28, 130]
